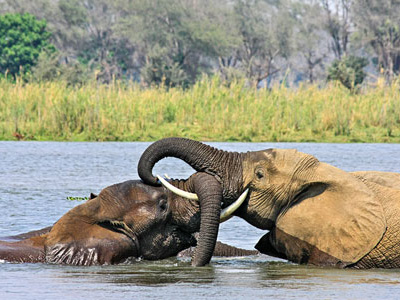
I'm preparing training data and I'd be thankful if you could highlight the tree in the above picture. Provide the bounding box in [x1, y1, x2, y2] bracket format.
[118, 0, 194, 87]
[352, 0, 400, 82]
[0, 13, 55, 78]
[4, 0, 134, 83]
[117, 0, 236, 87]
[291, 1, 329, 83]
[327, 55, 368, 90]
[231, 0, 293, 87]
[76, 0, 134, 83]
[320, 0, 353, 59]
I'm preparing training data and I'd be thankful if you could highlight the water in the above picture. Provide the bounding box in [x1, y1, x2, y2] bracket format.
[1, 141, 400, 299]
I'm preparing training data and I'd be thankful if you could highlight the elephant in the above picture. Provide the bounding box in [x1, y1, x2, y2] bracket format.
[137, 137, 400, 269]
[0, 179, 257, 265]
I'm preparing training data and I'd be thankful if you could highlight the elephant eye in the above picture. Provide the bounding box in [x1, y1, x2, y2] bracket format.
[255, 169, 264, 179]
[159, 198, 168, 211]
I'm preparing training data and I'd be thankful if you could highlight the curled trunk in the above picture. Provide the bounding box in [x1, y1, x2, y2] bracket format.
[138, 137, 243, 200]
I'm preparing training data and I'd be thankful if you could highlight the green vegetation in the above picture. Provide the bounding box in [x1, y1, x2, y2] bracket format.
[328, 56, 369, 91]
[66, 196, 89, 201]
[2, 1, 400, 87]
[0, 13, 55, 78]
[1, 3, 398, 144]
[1, 77, 399, 143]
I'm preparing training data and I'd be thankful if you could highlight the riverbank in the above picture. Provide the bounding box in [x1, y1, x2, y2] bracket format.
[1, 77, 399, 142]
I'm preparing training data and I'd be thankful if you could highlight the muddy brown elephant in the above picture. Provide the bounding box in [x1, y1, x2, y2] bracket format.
[0, 179, 256, 265]
[138, 137, 400, 269]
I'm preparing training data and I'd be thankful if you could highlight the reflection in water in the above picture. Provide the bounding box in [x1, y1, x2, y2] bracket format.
[61, 259, 217, 286]
[255, 261, 400, 295]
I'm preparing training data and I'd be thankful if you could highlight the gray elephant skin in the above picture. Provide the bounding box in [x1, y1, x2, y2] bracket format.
[138, 137, 400, 269]
[0, 179, 256, 266]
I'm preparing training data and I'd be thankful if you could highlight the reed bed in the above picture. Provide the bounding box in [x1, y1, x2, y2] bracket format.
[1, 76, 399, 142]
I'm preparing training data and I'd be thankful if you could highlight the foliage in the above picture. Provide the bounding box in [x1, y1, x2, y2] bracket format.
[29, 51, 91, 86]
[0, 13, 55, 78]
[117, 0, 236, 87]
[2, 0, 400, 86]
[320, 0, 352, 59]
[230, 0, 293, 87]
[352, 0, 400, 82]
[1, 76, 399, 142]
[291, 1, 328, 83]
[327, 56, 368, 90]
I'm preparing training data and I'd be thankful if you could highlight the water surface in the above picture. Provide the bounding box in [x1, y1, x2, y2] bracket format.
[1, 142, 400, 299]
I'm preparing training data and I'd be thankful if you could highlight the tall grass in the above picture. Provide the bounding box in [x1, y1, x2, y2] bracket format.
[1, 76, 399, 142]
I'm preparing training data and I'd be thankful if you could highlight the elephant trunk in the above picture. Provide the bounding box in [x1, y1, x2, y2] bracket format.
[191, 173, 222, 266]
[138, 137, 244, 201]
[178, 241, 259, 257]
[212, 241, 259, 256]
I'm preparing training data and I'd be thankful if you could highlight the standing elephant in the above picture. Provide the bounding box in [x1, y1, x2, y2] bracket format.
[138, 137, 400, 268]
[0, 179, 255, 265]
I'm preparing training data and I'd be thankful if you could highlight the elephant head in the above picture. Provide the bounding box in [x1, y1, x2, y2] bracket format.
[138, 137, 288, 231]
[1, 180, 198, 265]
[0, 179, 256, 265]
[138, 137, 392, 267]
[48, 180, 203, 264]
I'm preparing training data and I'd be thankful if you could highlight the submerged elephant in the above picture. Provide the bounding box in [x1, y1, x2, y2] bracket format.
[0, 179, 256, 266]
[138, 137, 400, 269]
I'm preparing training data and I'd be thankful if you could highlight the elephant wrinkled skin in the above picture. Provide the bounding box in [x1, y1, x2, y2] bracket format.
[1, 180, 195, 265]
[138, 137, 400, 269]
[0, 179, 256, 265]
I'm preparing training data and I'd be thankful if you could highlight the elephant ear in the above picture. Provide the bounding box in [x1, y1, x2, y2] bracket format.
[45, 215, 138, 265]
[265, 164, 386, 266]
[44, 199, 139, 265]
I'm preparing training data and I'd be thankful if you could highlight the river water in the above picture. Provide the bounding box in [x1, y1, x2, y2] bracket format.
[1, 141, 400, 299]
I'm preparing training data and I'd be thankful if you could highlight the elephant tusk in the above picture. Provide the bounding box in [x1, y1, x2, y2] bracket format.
[157, 175, 199, 200]
[157, 175, 249, 223]
[219, 189, 248, 223]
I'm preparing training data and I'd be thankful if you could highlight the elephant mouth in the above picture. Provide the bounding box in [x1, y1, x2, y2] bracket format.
[183, 230, 198, 248]
[99, 220, 142, 257]
[173, 225, 198, 247]
[140, 227, 197, 261]
[171, 228, 198, 257]
[103, 220, 197, 260]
